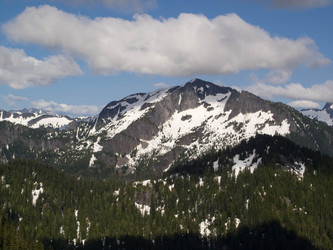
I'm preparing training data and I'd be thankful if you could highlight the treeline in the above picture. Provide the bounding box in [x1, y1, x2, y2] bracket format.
[0, 135, 332, 249]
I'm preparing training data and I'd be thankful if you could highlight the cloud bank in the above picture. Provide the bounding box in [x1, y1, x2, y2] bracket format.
[153, 82, 170, 88]
[247, 80, 333, 106]
[288, 100, 321, 109]
[3, 5, 329, 78]
[31, 99, 100, 116]
[2, 94, 99, 116]
[2, 94, 29, 107]
[0, 46, 82, 89]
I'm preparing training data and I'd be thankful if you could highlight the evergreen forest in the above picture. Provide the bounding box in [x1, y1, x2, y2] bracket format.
[0, 135, 332, 249]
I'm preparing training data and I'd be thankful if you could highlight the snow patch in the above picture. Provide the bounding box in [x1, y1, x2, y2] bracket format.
[133, 179, 151, 187]
[232, 150, 262, 178]
[60, 226, 64, 235]
[135, 202, 150, 216]
[92, 137, 103, 153]
[214, 176, 221, 184]
[31, 117, 72, 129]
[199, 178, 204, 187]
[213, 159, 219, 172]
[225, 217, 241, 230]
[290, 162, 306, 180]
[235, 218, 241, 228]
[0, 111, 72, 129]
[302, 109, 333, 126]
[89, 154, 97, 168]
[199, 216, 215, 237]
[32, 182, 44, 206]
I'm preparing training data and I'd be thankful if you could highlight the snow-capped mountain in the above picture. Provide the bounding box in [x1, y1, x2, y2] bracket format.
[1, 79, 333, 179]
[0, 108, 74, 129]
[70, 79, 333, 177]
[301, 103, 333, 126]
[84, 79, 290, 172]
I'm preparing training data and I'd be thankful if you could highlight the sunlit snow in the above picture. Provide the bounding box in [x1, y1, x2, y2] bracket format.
[31, 182, 44, 206]
[135, 202, 150, 216]
[0, 111, 72, 129]
[302, 109, 333, 126]
[290, 162, 306, 180]
[232, 150, 262, 178]
[199, 216, 215, 236]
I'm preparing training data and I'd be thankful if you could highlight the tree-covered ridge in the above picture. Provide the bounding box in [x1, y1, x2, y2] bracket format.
[0, 135, 332, 249]
[168, 134, 332, 176]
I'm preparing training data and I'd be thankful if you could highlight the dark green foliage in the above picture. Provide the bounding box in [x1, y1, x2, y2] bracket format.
[0, 135, 332, 249]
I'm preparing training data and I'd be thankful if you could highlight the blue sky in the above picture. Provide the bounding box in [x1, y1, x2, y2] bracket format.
[0, 0, 332, 116]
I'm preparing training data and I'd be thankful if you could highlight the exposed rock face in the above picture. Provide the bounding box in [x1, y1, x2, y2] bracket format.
[1, 79, 333, 179]
[323, 103, 333, 119]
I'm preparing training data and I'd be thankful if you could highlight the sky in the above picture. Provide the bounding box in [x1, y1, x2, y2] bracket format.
[0, 0, 332, 116]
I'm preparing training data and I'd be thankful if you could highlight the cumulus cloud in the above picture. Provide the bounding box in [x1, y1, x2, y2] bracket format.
[31, 99, 100, 116]
[247, 80, 333, 103]
[153, 82, 170, 88]
[265, 70, 292, 84]
[0, 46, 82, 89]
[2, 5, 330, 77]
[288, 100, 321, 109]
[2, 94, 29, 107]
[271, 0, 332, 9]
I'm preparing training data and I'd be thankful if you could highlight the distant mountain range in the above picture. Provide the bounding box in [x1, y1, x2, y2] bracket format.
[301, 102, 333, 126]
[0, 108, 74, 129]
[1, 79, 333, 179]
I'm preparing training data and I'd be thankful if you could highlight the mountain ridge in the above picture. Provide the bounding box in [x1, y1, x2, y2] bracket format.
[1, 79, 333, 179]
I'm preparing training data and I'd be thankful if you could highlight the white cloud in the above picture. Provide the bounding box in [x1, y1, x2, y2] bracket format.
[288, 100, 321, 109]
[265, 69, 292, 84]
[247, 80, 333, 103]
[2, 5, 330, 77]
[0, 46, 82, 89]
[271, 0, 332, 9]
[153, 82, 169, 88]
[31, 99, 100, 116]
[2, 94, 29, 107]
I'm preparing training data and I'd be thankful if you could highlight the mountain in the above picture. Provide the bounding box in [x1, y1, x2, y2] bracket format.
[0, 108, 76, 129]
[1, 79, 333, 179]
[301, 102, 333, 126]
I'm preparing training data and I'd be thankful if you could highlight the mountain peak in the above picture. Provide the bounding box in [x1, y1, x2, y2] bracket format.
[185, 78, 216, 88]
[323, 102, 333, 111]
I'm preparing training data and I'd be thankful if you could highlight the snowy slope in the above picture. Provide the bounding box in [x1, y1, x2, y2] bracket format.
[0, 109, 73, 129]
[301, 103, 333, 126]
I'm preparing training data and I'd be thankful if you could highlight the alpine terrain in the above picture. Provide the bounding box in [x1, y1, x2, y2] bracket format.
[1, 79, 333, 180]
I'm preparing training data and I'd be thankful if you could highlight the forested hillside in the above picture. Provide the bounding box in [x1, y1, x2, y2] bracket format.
[1, 135, 332, 249]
